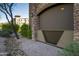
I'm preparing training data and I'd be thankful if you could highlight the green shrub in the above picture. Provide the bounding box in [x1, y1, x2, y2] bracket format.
[2, 23, 11, 30]
[20, 23, 32, 39]
[27, 26, 32, 39]
[2, 23, 19, 32]
[14, 24, 19, 32]
[20, 23, 28, 37]
[59, 41, 79, 56]
[0, 30, 11, 37]
[0, 23, 19, 37]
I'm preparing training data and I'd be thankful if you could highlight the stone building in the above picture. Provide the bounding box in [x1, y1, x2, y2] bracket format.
[13, 15, 29, 26]
[30, 3, 79, 48]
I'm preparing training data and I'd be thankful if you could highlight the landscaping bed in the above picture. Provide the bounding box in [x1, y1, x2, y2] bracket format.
[5, 38, 27, 56]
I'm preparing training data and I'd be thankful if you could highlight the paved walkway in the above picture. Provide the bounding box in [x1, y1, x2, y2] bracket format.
[19, 38, 62, 56]
[0, 37, 8, 56]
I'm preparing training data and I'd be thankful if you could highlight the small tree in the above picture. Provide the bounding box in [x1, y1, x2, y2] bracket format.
[0, 3, 19, 39]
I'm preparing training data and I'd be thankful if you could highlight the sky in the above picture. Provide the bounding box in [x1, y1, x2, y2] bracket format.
[0, 3, 29, 23]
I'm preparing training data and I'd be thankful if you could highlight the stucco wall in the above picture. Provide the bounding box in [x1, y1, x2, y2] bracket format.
[57, 30, 73, 48]
[37, 30, 46, 42]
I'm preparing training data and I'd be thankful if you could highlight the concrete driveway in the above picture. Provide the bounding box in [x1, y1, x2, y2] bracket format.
[19, 38, 62, 56]
[0, 37, 8, 56]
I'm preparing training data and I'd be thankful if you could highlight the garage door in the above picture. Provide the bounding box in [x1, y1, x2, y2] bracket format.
[39, 4, 73, 30]
[39, 4, 73, 45]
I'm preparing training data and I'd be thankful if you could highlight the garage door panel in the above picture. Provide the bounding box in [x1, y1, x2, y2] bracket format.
[39, 4, 73, 30]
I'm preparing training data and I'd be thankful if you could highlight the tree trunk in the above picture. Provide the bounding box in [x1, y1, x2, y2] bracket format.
[10, 8, 19, 39]
[11, 23, 19, 39]
[11, 17, 19, 39]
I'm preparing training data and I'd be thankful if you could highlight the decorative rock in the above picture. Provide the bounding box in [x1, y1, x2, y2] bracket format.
[5, 38, 26, 56]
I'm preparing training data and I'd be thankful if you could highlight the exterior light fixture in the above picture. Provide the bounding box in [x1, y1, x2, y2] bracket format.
[60, 7, 64, 11]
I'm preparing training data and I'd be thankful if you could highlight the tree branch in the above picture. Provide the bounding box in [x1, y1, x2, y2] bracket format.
[3, 3, 11, 17]
[9, 4, 14, 24]
[0, 8, 10, 24]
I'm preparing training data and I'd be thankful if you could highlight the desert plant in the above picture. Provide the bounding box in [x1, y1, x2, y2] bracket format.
[2, 23, 11, 30]
[0, 30, 11, 37]
[59, 41, 79, 56]
[2, 23, 19, 32]
[0, 23, 19, 37]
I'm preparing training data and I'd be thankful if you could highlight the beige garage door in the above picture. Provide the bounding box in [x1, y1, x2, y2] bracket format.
[39, 4, 73, 30]
[39, 4, 73, 45]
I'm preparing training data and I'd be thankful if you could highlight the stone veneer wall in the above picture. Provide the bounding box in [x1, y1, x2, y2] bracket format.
[74, 3, 79, 41]
[30, 4, 38, 40]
